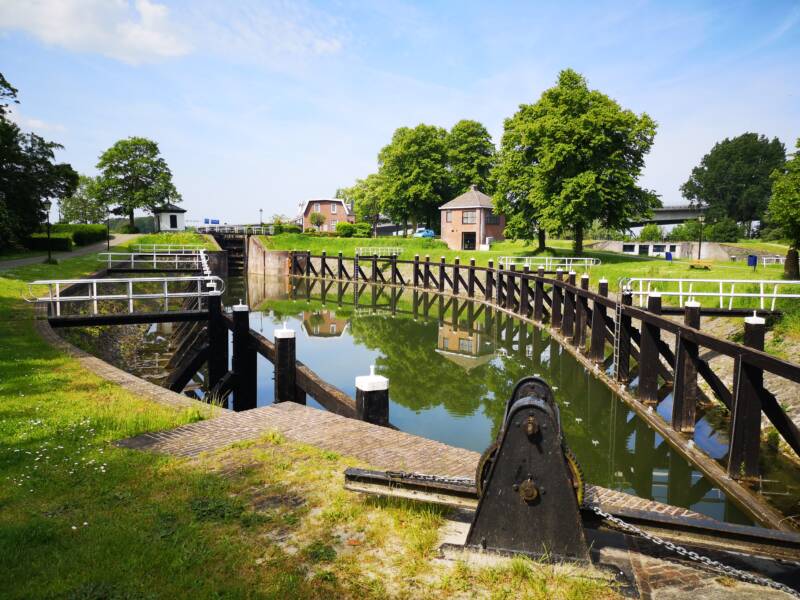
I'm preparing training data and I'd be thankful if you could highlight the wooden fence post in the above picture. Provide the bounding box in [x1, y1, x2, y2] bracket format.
[507, 264, 516, 310]
[727, 315, 766, 479]
[562, 271, 576, 337]
[370, 254, 378, 283]
[207, 295, 228, 391]
[496, 265, 504, 306]
[391, 254, 398, 285]
[453, 257, 460, 295]
[274, 323, 303, 404]
[439, 256, 446, 293]
[413, 255, 420, 287]
[573, 273, 589, 348]
[468, 258, 476, 298]
[672, 301, 700, 432]
[552, 269, 564, 329]
[321, 251, 327, 278]
[617, 289, 633, 382]
[638, 293, 662, 404]
[356, 365, 389, 426]
[520, 266, 530, 316]
[533, 267, 544, 322]
[337, 252, 344, 279]
[486, 260, 495, 300]
[589, 278, 607, 362]
[424, 255, 431, 289]
[232, 303, 257, 411]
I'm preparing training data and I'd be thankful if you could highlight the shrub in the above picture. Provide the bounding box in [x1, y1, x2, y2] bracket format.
[336, 222, 356, 237]
[354, 222, 372, 238]
[52, 224, 107, 245]
[705, 218, 743, 243]
[27, 232, 74, 251]
[282, 224, 301, 234]
[666, 219, 702, 242]
[119, 224, 140, 234]
[638, 223, 663, 242]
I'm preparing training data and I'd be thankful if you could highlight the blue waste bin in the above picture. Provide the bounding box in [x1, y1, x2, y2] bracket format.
[747, 255, 758, 268]
[665, 252, 673, 261]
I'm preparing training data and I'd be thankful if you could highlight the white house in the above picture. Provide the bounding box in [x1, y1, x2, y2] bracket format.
[153, 203, 186, 232]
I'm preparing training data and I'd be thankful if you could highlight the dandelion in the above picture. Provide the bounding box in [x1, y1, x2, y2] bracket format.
[71, 526, 77, 530]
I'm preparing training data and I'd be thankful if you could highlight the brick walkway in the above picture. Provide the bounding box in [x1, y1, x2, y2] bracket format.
[119, 401, 707, 519]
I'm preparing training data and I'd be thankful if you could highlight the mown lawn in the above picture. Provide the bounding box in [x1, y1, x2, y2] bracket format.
[117, 232, 220, 251]
[1, 254, 619, 598]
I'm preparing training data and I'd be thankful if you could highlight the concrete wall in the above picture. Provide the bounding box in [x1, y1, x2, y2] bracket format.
[206, 250, 228, 278]
[247, 235, 289, 276]
[156, 212, 186, 231]
[590, 240, 731, 261]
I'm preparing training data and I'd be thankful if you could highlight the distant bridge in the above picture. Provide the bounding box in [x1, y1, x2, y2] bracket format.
[628, 204, 706, 227]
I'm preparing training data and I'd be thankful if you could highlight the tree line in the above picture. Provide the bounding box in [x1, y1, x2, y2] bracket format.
[0, 72, 181, 250]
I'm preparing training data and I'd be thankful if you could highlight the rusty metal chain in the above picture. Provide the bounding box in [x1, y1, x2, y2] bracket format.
[592, 505, 800, 598]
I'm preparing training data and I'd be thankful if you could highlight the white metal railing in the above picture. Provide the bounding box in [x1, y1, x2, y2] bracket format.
[99, 251, 207, 270]
[621, 277, 800, 310]
[197, 225, 273, 235]
[761, 255, 786, 266]
[133, 244, 204, 253]
[25, 275, 224, 316]
[355, 247, 403, 257]
[497, 256, 601, 270]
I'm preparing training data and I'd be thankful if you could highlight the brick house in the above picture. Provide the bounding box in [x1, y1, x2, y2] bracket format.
[300, 199, 355, 232]
[439, 185, 505, 250]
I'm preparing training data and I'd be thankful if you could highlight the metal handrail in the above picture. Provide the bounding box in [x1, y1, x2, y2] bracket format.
[99, 252, 206, 270]
[621, 277, 800, 310]
[197, 225, 273, 235]
[497, 256, 601, 270]
[355, 247, 402, 257]
[132, 244, 205, 253]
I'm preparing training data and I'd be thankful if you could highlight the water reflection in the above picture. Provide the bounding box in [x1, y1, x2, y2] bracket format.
[239, 274, 758, 524]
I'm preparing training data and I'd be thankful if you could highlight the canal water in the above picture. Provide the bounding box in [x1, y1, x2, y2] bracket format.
[66, 274, 800, 526]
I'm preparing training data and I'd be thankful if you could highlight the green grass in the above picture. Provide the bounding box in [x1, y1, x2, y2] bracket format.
[726, 240, 791, 254]
[0, 252, 618, 598]
[0, 249, 47, 261]
[117, 232, 220, 251]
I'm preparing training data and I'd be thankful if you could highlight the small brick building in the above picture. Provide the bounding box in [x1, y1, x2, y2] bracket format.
[439, 185, 504, 250]
[300, 199, 355, 232]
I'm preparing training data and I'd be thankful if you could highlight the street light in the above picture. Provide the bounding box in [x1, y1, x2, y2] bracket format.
[259, 208, 263, 227]
[697, 215, 705, 260]
[42, 199, 52, 264]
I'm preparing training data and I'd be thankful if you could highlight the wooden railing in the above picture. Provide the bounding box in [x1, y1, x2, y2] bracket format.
[289, 251, 800, 482]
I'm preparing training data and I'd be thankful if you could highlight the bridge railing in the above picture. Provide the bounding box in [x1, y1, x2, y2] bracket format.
[132, 244, 205, 253]
[99, 252, 207, 270]
[621, 277, 800, 310]
[197, 225, 273, 235]
[355, 247, 402, 257]
[25, 275, 224, 316]
[497, 256, 601, 270]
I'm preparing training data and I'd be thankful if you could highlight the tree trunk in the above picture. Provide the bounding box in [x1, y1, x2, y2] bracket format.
[537, 228, 546, 252]
[403, 218, 408, 237]
[129, 210, 135, 228]
[573, 224, 584, 255]
[785, 248, 799, 279]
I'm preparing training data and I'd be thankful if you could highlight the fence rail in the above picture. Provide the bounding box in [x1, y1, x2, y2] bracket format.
[497, 256, 601, 270]
[288, 250, 800, 529]
[622, 277, 800, 310]
[132, 244, 205, 253]
[99, 252, 206, 270]
[355, 247, 402, 257]
[198, 225, 272, 235]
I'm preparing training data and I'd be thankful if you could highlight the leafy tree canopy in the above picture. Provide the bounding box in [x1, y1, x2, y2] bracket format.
[494, 69, 659, 253]
[94, 137, 181, 228]
[59, 175, 108, 224]
[340, 173, 386, 237]
[0, 72, 78, 248]
[681, 133, 785, 233]
[309, 211, 326, 229]
[638, 223, 663, 242]
[666, 219, 702, 242]
[445, 119, 496, 196]
[767, 138, 800, 277]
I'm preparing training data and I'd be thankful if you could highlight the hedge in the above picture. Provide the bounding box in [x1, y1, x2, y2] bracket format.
[51, 224, 107, 246]
[27, 232, 74, 251]
[354, 223, 372, 237]
[335, 222, 356, 237]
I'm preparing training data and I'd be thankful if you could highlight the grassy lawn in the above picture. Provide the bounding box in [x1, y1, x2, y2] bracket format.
[1, 253, 618, 598]
[726, 240, 791, 254]
[117, 232, 221, 251]
[0, 249, 47, 261]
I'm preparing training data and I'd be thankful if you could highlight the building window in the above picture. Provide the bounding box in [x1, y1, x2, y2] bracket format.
[622, 244, 636, 253]
[331, 203, 337, 214]
[330, 324, 337, 334]
[314, 203, 321, 212]
[653, 244, 666, 253]
[669, 244, 677, 252]
[330, 220, 337, 230]
[462, 210, 476, 224]
[442, 338, 449, 350]
[459, 338, 473, 353]
[446, 211, 452, 223]
[486, 211, 500, 225]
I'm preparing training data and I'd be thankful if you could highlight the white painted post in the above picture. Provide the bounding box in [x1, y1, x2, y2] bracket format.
[355, 365, 389, 426]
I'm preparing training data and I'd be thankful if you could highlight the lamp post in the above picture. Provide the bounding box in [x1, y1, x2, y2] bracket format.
[106, 209, 111, 250]
[697, 215, 705, 260]
[42, 199, 52, 264]
[259, 208, 263, 227]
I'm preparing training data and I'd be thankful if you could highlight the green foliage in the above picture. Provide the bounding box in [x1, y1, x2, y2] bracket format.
[638, 223, 663, 242]
[682, 133, 785, 232]
[354, 222, 372, 237]
[119, 223, 140, 234]
[493, 69, 658, 253]
[0, 72, 78, 249]
[58, 175, 107, 224]
[341, 172, 385, 234]
[767, 138, 800, 249]
[94, 137, 181, 228]
[445, 119, 496, 195]
[26, 232, 74, 251]
[51, 223, 107, 246]
[309, 212, 327, 230]
[705, 218, 743, 242]
[666, 219, 702, 241]
[281, 224, 301, 234]
[335, 221, 356, 237]
[585, 220, 628, 241]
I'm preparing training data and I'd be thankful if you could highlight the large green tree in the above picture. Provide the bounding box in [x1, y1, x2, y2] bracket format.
[681, 133, 785, 235]
[0, 73, 78, 248]
[340, 173, 386, 237]
[377, 124, 449, 233]
[59, 175, 108, 224]
[494, 69, 658, 253]
[94, 137, 181, 228]
[446, 119, 496, 196]
[767, 138, 800, 278]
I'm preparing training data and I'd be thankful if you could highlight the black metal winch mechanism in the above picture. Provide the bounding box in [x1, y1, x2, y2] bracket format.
[344, 377, 800, 596]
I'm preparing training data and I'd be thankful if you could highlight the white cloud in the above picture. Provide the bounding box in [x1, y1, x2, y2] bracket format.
[6, 106, 65, 133]
[0, 0, 190, 64]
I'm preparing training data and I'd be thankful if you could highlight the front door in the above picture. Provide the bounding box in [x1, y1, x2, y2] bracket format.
[462, 232, 476, 250]
[169, 214, 178, 229]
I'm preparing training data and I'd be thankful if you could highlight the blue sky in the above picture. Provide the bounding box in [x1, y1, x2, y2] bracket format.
[2, 0, 799, 224]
